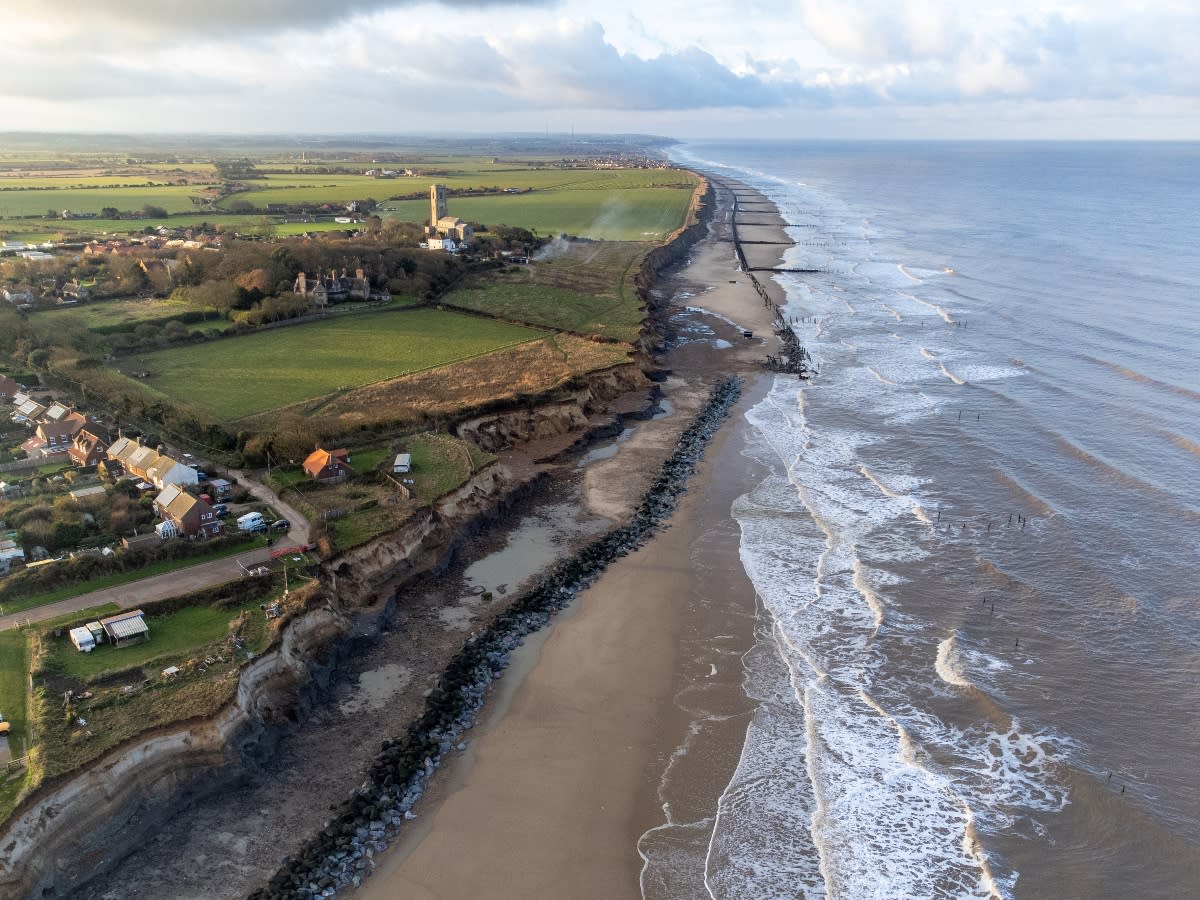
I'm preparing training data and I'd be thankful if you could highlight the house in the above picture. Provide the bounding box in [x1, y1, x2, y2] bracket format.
[69, 425, 110, 467]
[106, 437, 198, 489]
[15, 398, 46, 421]
[43, 401, 72, 422]
[99, 610, 150, 649]
[293, 268, 383, 307]
[208, 478, 232, 499]
[155, 487, 221, 538]
[392, 453, 412, 474]
[302, 446, 354, 482]
[0, 374, 20, 402]
[21, 413, 90, 460]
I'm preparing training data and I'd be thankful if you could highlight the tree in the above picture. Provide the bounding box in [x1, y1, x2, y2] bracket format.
[27, 348, 50, 371]
[101, 207, 121, 219]
[141, 205, 169, 219]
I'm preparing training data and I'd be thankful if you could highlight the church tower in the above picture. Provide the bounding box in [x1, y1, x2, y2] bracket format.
[430, 185, 448, 225]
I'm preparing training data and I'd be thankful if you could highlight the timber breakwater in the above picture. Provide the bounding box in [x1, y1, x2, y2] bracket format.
[249, 375, 744, 900]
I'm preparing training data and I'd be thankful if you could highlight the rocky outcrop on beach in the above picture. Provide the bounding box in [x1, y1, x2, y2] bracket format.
[248, 375, 743, 900]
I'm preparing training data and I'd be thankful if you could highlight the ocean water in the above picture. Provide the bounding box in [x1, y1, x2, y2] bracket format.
[665, 142, 1200, 898]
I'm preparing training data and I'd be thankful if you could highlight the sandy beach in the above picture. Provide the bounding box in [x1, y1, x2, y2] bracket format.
[355, 179, 794, 899]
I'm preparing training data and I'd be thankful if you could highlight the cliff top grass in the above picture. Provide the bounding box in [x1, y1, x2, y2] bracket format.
[442, 240, 646, 342]
[0, 630, 30, 823]
[269, 432, 496, 551]
[32, 572, 308, 781]
[109, 307, 550, 421]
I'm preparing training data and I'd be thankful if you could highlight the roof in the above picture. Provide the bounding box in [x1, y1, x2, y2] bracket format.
[100, 609, 145, 627]
[44, 401, 71, 421]
[165, 490, 207, 521]
[70, 485, 106, 500]
[394, 453, 412, 466]
[106, 617, 150, 640]
[0, 374, 19, 399]
[303, 447, 352, 477]
[17, 399, 45, 417]
[69, 626, 95, 643]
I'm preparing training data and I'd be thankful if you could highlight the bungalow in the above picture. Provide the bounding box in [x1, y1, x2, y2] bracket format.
[99, 610, 150, 649]
[43, 401, 72, 422]
[302, 446, 354, 482]
[15, 398, 46, 421]
[156, 488, 221, 538]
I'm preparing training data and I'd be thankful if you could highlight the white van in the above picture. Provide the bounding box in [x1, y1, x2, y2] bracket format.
[237, 512, 266, 532]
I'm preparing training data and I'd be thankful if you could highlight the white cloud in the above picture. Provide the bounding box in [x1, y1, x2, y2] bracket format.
[0, 1, 1196, 137]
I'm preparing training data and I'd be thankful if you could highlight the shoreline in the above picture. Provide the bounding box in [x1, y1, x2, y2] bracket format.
[353, 177, 795, 899]
[4, 175, 797, 900]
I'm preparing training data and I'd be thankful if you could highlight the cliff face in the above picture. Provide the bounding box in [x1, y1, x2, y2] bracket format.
[0, 462, 521, 900]
[0, 606, 350, 899]
[455, 364, 649, 452]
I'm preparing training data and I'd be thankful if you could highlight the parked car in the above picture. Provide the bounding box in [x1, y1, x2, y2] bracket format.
[270, 519, 290, 531]
[212, 503, 229, 517]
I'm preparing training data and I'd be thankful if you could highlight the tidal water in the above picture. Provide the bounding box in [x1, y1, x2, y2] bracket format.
[668, 141, 1200, 898]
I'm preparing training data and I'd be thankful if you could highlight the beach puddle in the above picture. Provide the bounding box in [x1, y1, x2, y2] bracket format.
[339, 663, 414, 715]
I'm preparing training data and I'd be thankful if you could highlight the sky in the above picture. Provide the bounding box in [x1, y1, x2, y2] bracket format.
[1, 0, 1197, 139]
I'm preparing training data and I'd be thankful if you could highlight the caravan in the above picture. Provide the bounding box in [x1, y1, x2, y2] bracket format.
[237, 512, 266, 532]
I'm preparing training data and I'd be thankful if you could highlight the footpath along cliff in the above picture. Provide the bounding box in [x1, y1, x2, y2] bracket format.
[0, 177, 719, 899]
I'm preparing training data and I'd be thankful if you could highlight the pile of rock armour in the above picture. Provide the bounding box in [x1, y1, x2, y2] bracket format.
[249, 375, 743, 900]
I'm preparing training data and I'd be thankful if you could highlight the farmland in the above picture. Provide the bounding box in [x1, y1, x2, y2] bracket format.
[117, 308, 549, 419]
[443, 241, 647, 341]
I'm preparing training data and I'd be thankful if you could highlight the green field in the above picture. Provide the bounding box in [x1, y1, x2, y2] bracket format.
[0, 185, 205, 218]
[388, 188, 692, 240]
[38, 296, 222, 333]
[120, 308, 548, 419]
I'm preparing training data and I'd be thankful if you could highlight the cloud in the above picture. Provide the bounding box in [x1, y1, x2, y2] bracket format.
[499, 21, 785, 110]
[15, 0, 552, 37]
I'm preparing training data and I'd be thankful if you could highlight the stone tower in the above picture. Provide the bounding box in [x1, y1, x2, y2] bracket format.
[430, 185, 448, 226]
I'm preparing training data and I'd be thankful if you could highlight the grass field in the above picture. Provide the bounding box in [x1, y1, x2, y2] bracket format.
[37, 295, 223, 334]
[445, 241, 647, 340]
[0, 185, 205, 218]
[47, 602, 266, 681]
[119, 308, 548, 420]
[384, 186, 694, 241]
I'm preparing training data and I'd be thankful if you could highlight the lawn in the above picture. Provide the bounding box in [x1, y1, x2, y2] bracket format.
[119, 308, 548, 420]
[47, 602, 261, 681]
[0, 630, 29, 824]
[0, 630, 28, 750]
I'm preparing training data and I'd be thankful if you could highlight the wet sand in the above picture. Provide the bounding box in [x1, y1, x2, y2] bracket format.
[356, 180, 790, 899]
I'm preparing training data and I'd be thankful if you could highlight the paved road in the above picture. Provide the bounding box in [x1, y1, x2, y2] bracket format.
[0, 470, 310, 632]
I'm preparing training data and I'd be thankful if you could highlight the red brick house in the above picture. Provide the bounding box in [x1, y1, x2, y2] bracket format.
[155, 485, 222, 538]
[302, 446, 354, 482]
[68, 425, 110, 467]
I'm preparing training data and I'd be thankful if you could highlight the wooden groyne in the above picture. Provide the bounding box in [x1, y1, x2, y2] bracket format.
[717, 179, 813, 378]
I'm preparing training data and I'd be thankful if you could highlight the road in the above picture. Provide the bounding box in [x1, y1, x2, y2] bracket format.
[0, 470, 311, 632]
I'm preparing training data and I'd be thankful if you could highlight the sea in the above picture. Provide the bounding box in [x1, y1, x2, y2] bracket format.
[654, 141, 1200, 898]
